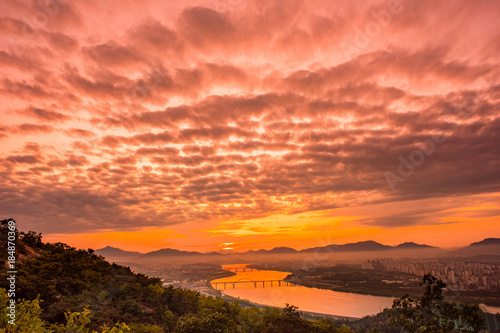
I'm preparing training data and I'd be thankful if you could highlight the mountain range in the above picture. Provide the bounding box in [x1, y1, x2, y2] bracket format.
[96, 238, 500, 259]
[95, 239, 453, 259]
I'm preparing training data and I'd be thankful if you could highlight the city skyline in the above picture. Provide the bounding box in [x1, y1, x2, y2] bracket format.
[1, 0, 500, 252]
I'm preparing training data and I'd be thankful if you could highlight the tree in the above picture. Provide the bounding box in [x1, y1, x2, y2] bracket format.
[174, 314, 203, 333]
[0, 289, 49, 333]
[200, 312, 237, 333]
[261, 304, 312, 333]
[391, 274, 484, 332]
[20, 230, 43, 248]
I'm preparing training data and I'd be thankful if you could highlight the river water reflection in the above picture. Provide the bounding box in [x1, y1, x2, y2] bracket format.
[210, 264, 395, 318]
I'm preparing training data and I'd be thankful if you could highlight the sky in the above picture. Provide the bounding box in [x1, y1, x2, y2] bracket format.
[1, 0, 499, 253]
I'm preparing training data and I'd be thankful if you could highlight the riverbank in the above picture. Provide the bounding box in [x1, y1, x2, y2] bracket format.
[284, 275, 414, 298]
[283, 276, 500, 308]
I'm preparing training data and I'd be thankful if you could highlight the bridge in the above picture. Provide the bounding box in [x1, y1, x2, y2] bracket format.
[212, 278, 294, 289]
[225, 267, 255, 272]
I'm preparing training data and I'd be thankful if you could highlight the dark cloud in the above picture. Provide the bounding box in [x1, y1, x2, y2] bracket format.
[66, 154, 89, 166]
[135, 147, 180, 156]
[0, 17, 29, 35]
[359, 209, 441, 228]
[1, 78, 50, 98]
[18, 107, 71, 122]
[65, 128, 95, 138]
[127, 19, 183, 53]
[179, 7, 235, 51]
[23, 142, 40, 153]
[6, 154, 42, 164]
[42, 31, 78, 51]
[15, 123, 54, 133]
[84, 41, 144, 67]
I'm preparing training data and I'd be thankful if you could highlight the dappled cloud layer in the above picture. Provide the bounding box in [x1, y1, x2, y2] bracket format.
[1, 0, 500, 251]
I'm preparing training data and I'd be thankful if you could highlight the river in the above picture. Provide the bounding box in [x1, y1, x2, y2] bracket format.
[210, 264, 394, 318]
[210, 264, 500, 319]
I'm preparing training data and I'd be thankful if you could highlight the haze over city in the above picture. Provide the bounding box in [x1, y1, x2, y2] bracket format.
[1, 0, 500, 253]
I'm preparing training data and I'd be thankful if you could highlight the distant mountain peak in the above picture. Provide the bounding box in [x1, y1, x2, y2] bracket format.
[469, 238, 500, 247]
[444, 238, 500, 257]
[141, 248, 203, 257]
[95, 246, 143, 257]
[243, 247, 298, 254]
[268, 247, 298, 253]
[395, 242, 435, 249]
[336, 240, 392, 252]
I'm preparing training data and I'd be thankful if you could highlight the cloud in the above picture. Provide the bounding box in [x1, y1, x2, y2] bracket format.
[42, 30, 78, 51]
[359, 209, 441, 228]
[15, 123, 54, 134]
[65, 128, 95, 138]
[0, 0, 499, 242]
[18, 107, 71, 122]
[126, 19, 184, 54]
[6, 154, 42, 164]
[84, 41, 144, 67]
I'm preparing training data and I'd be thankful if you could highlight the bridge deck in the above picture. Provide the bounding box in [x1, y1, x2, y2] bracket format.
[211, 280, 294, 288]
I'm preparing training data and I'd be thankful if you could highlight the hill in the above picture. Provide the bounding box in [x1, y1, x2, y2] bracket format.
[140, 248, 203, 258]
[336, 240, 393, 252]
[395, 242, 436, 249]
[95, 245, 143, 258]
[469, 238, 500, 246]
[445, 238, 500, 257]
[251, 247, 299, 254]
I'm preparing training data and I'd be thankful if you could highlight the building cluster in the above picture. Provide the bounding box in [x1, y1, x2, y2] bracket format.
[361, 258, 500, 290]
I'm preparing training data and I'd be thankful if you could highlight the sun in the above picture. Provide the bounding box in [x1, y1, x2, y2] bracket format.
[220, 242, 235, 250]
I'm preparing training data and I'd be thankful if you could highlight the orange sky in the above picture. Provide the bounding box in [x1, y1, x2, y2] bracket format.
[1, 0, 500, 252]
